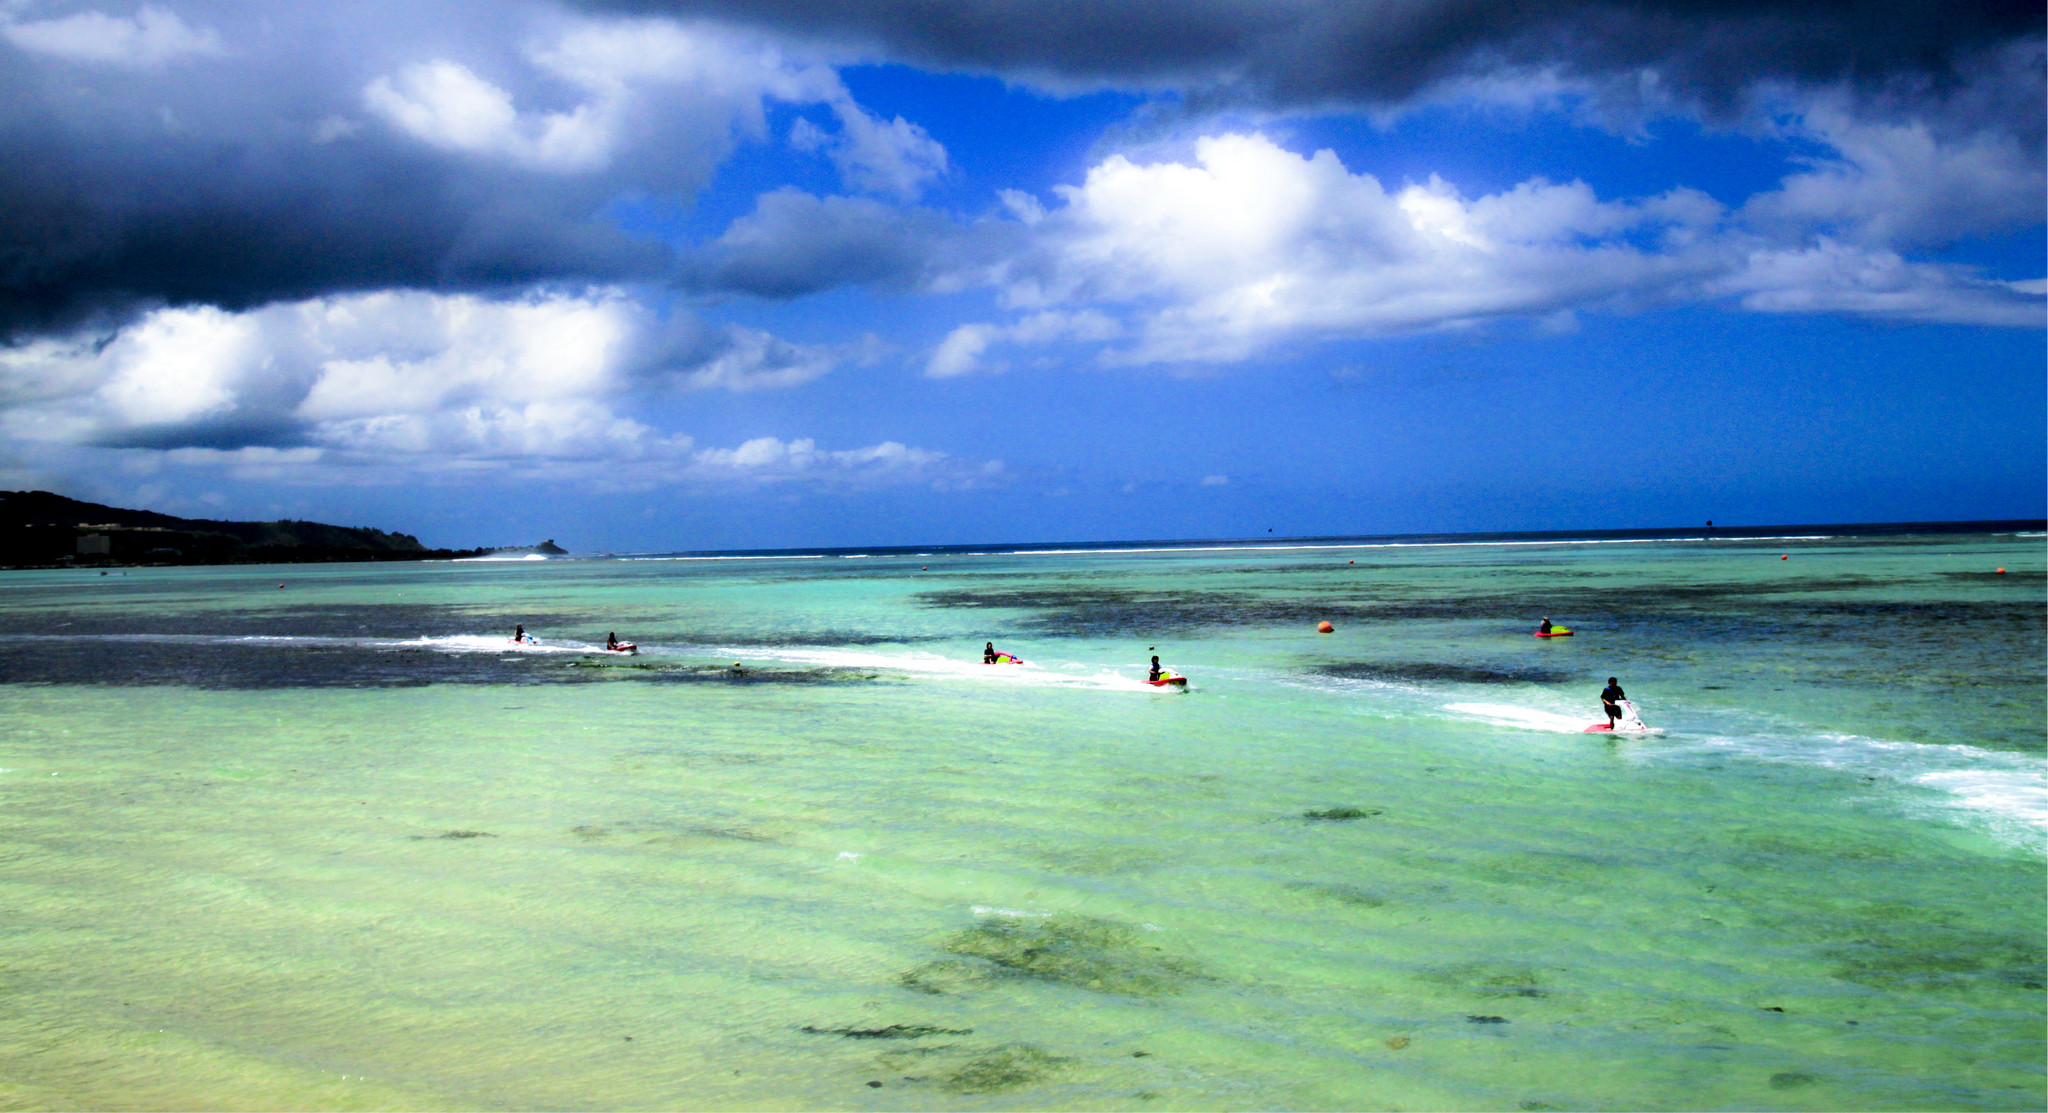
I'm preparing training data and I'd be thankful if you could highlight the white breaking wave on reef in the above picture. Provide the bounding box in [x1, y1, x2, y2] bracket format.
[1662, 726, 2048, 843]
[706, 645, 1170, 692]
[1443, 701, 1591, 733]
[1007, 535, 1842, 556]
[390, 634, 591, 654]
[1438, 696, 2046, 846]
[620, 533, 1854, 561]
[622, 554, 828, 562]
[12, 632, 618, 655]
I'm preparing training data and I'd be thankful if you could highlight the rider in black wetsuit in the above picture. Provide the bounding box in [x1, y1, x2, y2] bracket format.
[1148, 655, 1163, 682]
[1601, 677, 1626, 727]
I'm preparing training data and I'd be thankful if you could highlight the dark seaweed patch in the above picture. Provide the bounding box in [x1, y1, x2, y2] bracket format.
[1302, 807, 1383, 821]
[1466, 1015, 1509, 1024]
[563, 820, 775, 845]
[404, 830, 495, 840]
[916, 585, 1385, 637]
[0, 637, 889, 690]
[0, 603, 581, 639]
[941, 1045, 1065, 1094]
[1825, 932, 2045, 992]
[1312, 661, 1579, 685]
[1768, 1072, 1818, 1090]
[800, 1025, 972, 1039]
[569, 661, 888, 687]
[899, 960, 982, 996]
[907, 914, 1203, 998]
[1285, 882, 1389, 908]
[681, 825, 776, 843]
[689, 630, 943, 647]
[913, 576, 2039, 639]
[1429, 962, 1548, 999]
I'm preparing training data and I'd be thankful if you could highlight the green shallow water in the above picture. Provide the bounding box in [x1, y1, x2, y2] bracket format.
[0, 532, 2042, 1110]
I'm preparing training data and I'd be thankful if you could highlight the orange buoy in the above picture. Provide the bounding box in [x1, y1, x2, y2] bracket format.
[1317, 621, 1335, 633]
[1780, 555, 1788, 560]
[1996, 567, 2006, 574]
[1347, 559, 1355, 564]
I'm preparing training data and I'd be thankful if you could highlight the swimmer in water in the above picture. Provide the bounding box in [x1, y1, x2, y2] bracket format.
[1601, 677, 1626, 728]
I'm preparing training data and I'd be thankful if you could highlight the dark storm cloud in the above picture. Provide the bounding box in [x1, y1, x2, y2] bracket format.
[0, 0, 2036, 345]
[0, 0, 747, 339]
[0, 120, 668, 338]
[680, 188, 1001, 298]
[573, 0, 2043, 114]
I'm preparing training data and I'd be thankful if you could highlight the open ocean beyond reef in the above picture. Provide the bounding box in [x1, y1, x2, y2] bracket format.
[0, 525, 2042, 1111]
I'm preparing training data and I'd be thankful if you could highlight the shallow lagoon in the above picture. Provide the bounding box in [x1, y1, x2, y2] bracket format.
[0, 530, 2041, 1109]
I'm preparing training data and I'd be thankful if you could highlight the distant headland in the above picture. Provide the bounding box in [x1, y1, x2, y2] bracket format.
[0, 491, 564, 568]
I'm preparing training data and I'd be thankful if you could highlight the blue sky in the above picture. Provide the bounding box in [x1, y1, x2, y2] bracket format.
[0, 1, 2040, 550]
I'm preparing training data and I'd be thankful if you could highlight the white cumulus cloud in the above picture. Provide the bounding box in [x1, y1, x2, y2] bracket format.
[0, 286, 972, 488]
[681, 326, 870, 391]
[360, 16, 945, 196]
[1741, 100, 2047, 251]
[364, 60, 614, 173]
[816, 100, 949, 200]
[988, 132, 1726, 364]
[895, 125, 2043, 369]
[925, 311, 1120, 377]
[1712, 241, 2045, 327]
[1, 4, 223, 67]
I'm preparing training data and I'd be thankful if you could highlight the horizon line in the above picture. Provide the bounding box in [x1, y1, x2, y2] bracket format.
[602, 517, 2048, 560]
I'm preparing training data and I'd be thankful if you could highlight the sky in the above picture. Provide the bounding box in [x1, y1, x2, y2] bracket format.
[0, 0, 2041, 550]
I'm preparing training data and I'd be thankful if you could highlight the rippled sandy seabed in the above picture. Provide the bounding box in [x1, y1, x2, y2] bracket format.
[0, 530, 2041, 1111]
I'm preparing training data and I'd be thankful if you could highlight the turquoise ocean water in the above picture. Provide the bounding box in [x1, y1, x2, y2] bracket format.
[0, 528, 2042, 1110]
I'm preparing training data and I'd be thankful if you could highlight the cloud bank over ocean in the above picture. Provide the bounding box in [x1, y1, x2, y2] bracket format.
[0, 0, 2037, 542]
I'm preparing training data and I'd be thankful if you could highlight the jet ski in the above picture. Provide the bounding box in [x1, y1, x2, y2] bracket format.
[1584, 699, 1656, 733]
[986, 652, 1023, 664]
[1534, 627, 1573, 638]
[603, 643, 638, 655]
[1147, 671, 1188, 689]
